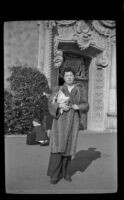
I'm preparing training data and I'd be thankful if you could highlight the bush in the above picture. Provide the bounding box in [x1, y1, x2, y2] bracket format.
[4, 66, 50, 135]
[4, 89, 14, 134]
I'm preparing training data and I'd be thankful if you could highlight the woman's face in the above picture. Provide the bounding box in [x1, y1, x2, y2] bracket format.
[64, 71, 75, 85]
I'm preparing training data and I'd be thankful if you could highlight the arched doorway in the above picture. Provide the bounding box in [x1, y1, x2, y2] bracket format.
[51, 41, 103, 130]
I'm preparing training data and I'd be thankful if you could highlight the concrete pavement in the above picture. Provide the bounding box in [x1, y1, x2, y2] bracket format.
[5, 131, 117, 194]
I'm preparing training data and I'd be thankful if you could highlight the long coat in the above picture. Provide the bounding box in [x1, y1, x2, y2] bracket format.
[48, 83, 89, 156]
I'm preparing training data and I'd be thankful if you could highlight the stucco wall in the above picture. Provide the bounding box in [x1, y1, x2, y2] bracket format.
[4, 21, 39, 88]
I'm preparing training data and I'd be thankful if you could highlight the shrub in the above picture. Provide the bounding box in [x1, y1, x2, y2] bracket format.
[4, 66, 50, 135]
[4, 89, 14, 134]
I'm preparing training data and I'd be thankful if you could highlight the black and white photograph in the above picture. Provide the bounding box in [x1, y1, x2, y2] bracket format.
[4, 20, 117, 194]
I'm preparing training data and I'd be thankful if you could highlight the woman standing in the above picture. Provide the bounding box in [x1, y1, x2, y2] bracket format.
[47, 67, 89, 184]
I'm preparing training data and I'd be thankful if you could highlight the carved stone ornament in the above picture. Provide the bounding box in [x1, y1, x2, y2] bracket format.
[44, 20, 56, 29]
[92, 68, 104, 120]
[96, 51, 108, 68]
[52, 20, 115, 69]
[92, 20, 115, 37]
[100, 21, 116, 28]
[53, 36, 63, 68]
[53, 50, 63, 68]
[73, 20, 95, 50]
[75, 20, 90, 34]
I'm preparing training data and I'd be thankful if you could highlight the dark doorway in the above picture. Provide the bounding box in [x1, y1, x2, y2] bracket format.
[58, 75, 64, 86]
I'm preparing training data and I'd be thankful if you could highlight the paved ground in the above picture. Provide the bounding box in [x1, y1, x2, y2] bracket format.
[5, 131, 117, 194]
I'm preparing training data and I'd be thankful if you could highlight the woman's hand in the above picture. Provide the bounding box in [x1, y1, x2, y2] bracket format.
[71, 104, 79, 110]
[59, 103, 70, 111]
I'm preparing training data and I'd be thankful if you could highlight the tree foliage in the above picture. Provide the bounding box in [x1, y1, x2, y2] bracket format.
[4, 66, 50, 134]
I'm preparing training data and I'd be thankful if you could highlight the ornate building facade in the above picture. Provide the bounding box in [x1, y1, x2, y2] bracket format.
[37, 20, 116, 132]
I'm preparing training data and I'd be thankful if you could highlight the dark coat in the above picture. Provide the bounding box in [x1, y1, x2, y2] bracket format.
[48, 83, 89, 156]
[34, 126, 48, 142]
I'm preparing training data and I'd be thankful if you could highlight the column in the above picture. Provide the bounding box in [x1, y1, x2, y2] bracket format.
[37, 21, 45, 72]
[109, 43, 116, 112]
[87, 57, 105, 131]
[107, 40, 117, 131]
[43, 21, 53, 87]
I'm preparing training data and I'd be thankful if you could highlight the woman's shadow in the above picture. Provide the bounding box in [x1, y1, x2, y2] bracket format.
[69, 148, 101, 177]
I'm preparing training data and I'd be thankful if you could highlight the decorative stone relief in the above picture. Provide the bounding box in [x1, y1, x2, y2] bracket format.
[57, 25, 74, 40]
[53, 50, 63, 68]
[92, 67, 104, 121]
[53, 20, 95, 69]
[92, 20, 115, 37]
[100, 20, 116, 28]
[53, 20, 115, 67]
[73, 20, 95, 50]
[50, 20, 116, 71]
[44, 20, 56, 29]
[91, 20, 116, 52]
[53, 34, 63, 68]
[91, 30, 106, 49]
[96, 51, 108, 68]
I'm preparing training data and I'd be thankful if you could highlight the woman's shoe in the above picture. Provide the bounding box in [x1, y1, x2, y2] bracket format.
[50, 175, 62, 184]
[40, 140, 49, 146]
[64, 175, 72, 182]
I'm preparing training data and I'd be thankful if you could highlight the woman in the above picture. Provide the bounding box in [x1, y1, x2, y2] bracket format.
[47, 67, 89, 184]
[43, 92, 53, 139]
[33, 117, 49, 146]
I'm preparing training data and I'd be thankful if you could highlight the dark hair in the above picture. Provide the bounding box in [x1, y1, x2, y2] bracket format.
[63, 67, 76, 76]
